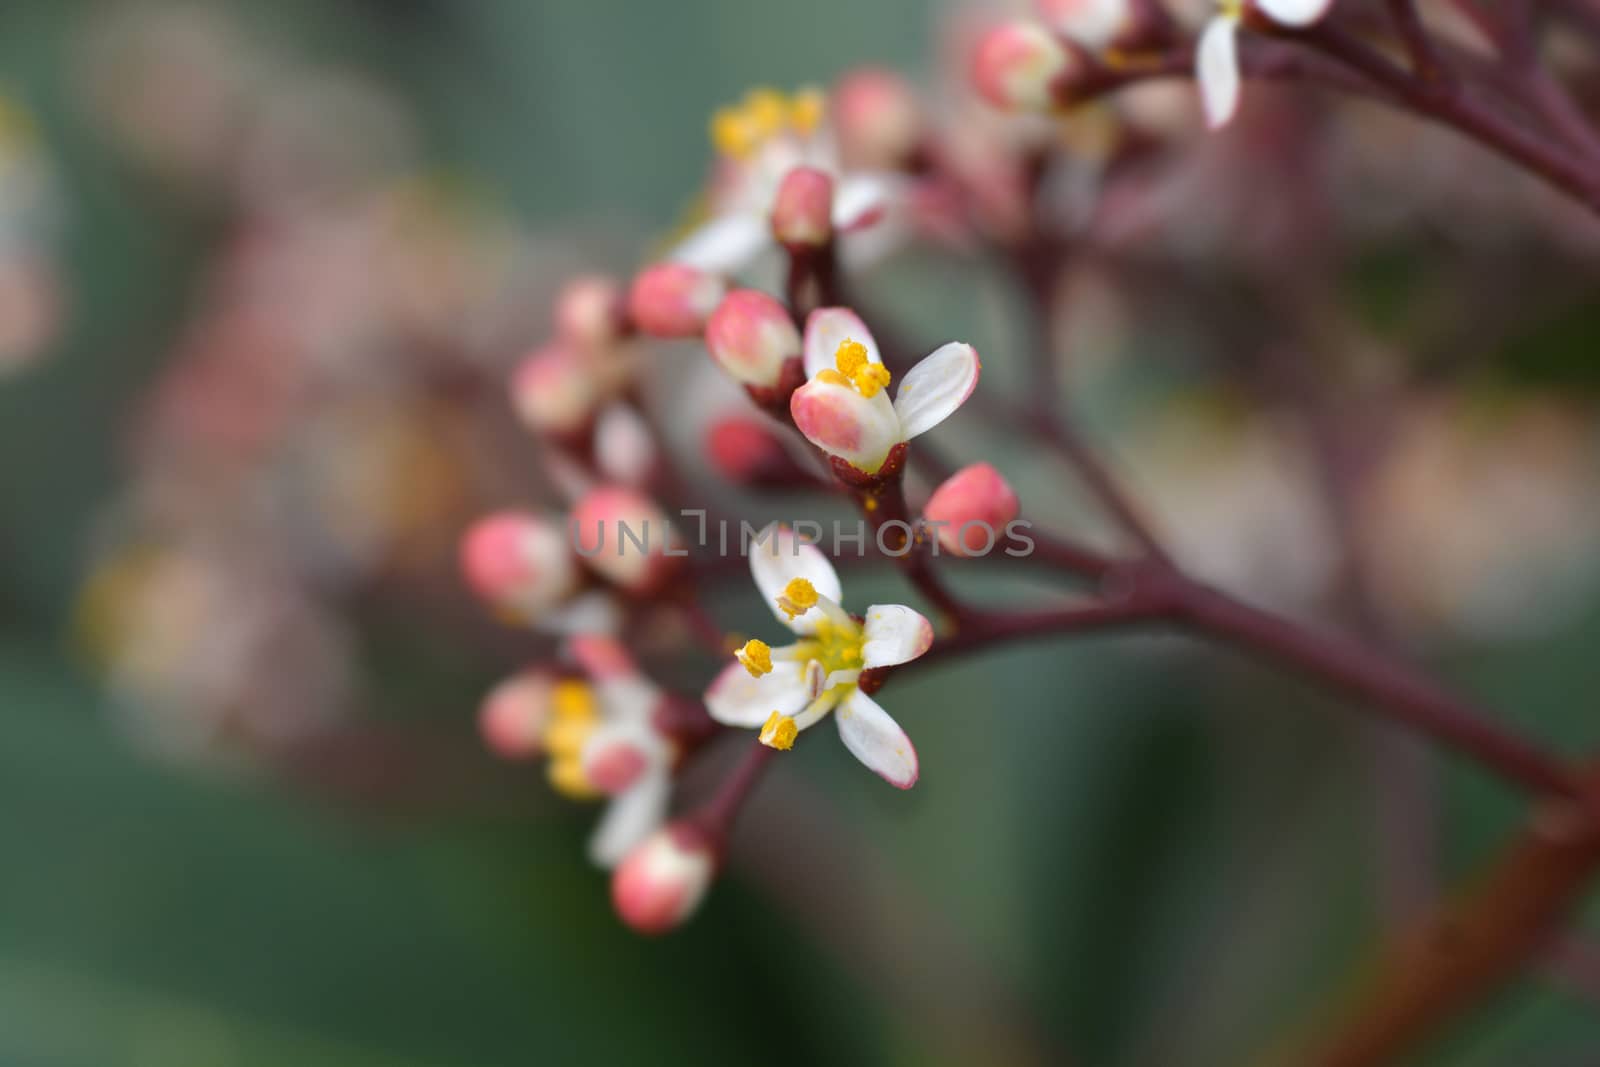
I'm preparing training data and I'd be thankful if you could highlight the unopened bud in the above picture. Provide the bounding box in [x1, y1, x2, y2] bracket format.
[704, 289, 801, 388]
[611, 823, 716, 935]
[556, 274, 627, 350]
[705, 415, 811, 487]
[627, 263, 725, 338]
[581, 724, 655, 794]
[460, 512, 581, 621]
[770, 166, 834, 248]
[1036, 0, 1136, 49]
[923, 463, 1021, 556]
[594, 403, 658, 486]
[511, 343, 599, 436]
[478, 670, 555, 759]
[833, 67, 923, 170]
[971, 22, 1075, 111]
[570, 487, 682, 594]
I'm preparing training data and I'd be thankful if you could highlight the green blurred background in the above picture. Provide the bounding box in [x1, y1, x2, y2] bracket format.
[2, 1, 1599, 1064]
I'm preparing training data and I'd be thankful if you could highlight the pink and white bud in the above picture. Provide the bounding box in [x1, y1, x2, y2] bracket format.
[833, 67, 923, 170]
[460, 512, 581, 620]
[582, 731, 653, 795]
[570, 486, 682, 594]
[770, 166, 834, 248]
[478, 670, 555, 759]
[704, 289, 801, 388]
[1036, 0, 1136, 49]
[924, 462, 1021, 556]
[790, 376, 903, 474]
[706, 414, 810, 487]
[556, 274, 627, 350]
[971, 21, 1074, 111]
[511, 343, 599, 436]
[594, 403, 658, 486]
[566, 633, 642, 681]
[627, 263, 725, 338]
[611, 823, 716, 935]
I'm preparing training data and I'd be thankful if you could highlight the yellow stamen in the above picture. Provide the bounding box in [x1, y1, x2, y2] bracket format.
[777, 577, 819, 619]
[789, 88, 825, 135]
[736, 638, 774, 677]
[834, 338, 869, 377]
[852, 362, 891, 398]
[711, 107, 756, 160]
[744, 88, 788, 139]
[551, 679, 597, 721]
[816, 368, 849, 387]
[1219, 0, 1244, 18]
[547, 754, 600, 799]
[544, 715, 594, 758]
[832, 338, 890, 398]
[760, 711, 798, 751]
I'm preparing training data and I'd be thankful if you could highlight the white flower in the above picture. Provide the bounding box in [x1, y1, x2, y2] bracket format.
[1197, 0, 1336, 129]
[789, 307, 981, 475]
[705, 524, 934, 788]
[551, 635, 679, 867]
[668, 88, 909, 275]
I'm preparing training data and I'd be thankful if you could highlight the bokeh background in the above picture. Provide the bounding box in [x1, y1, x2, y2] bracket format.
[3, 1, 1600, 1064]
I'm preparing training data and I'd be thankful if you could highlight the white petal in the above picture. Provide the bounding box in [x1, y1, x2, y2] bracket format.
[834, 688, 918, 788]
[537, 590, 622, 636]
[803, 307, 882, 379]
[891, 342, 980, 440]
[1197, 16, 1241, 130]
[1256, 0, 1333, 27]
[668, 213, 770, 274]
[587, 772, 670, 868]
[861, 604, 935, 669]
[748, 522, 844, 634]
[704, 659, 814, 727]
[831, 174, 897, 232]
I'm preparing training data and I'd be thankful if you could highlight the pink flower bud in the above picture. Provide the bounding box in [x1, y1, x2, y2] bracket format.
[556, 274, 627, 349]
[923, 463, 1021, 556]
[971, 22, 1074, 111]
[611, 823, 716, 935]
[704, 289, 801, 388]
[583, 734, 652, 794]
[511, 343, 599, 436]
[1036, 0, 1135, 49]
[790, 376, 903, 474]
[770, 166, 834, 248]
[478, 670, 555, 759]
[705, 415, 811, 487]
[570, 487, 682, 594]
[460, 512, 581, 620]
[627, 263, 725, 338]
[833, 67, 924, 171]
[594, 403, 658, 486]
[566, 633, 641, 680]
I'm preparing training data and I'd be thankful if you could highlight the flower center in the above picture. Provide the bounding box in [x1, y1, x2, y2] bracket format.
[800, 617, 864, 675]
[710, 87, 825, 161]
[816, 338, 892, 398]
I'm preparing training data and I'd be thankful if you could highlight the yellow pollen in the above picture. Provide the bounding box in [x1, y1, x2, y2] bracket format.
[790, 88, 825, 134]
[544, 715, 594, 758]
[832, 338, 890, 398]
[744, 88, 788, 138]
[777, 577, 819, 619]
[547, 754, 600, 800]
[551, 679, 597, 721]
[737, 638, 774, 677]
[711, 107, 756, 160]
[816, 368, 849, 387]
[834, 339, 869, 377]
[760, 711, 798, 751]
[1219, 0, 1244, 18]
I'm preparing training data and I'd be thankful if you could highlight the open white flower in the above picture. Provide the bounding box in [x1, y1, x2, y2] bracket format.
[789, 307, 980, 475]
[705, 524, 933, 788]
[668, 87, 908, 275]
[1197, 0, 1336, 128]
[538, 635, 678, 867]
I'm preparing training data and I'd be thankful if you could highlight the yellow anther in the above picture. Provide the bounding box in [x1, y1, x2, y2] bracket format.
[547, 754, 600, 800]
[736, 638, 774, 677]
[544, 715, 594, 758]
[852, 362, 891, 398]
[777, 577, 819, 618]
[834, 338, 868, 376]
[711, 107, 756, 160]
[1219, 0, 1245, 18]
[551, 679, 597, 721]
[744, 88, 788, 138]
[816, 368, 849, 387]
[789, 88, 825, 134]
[760, 711, 798, 751]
